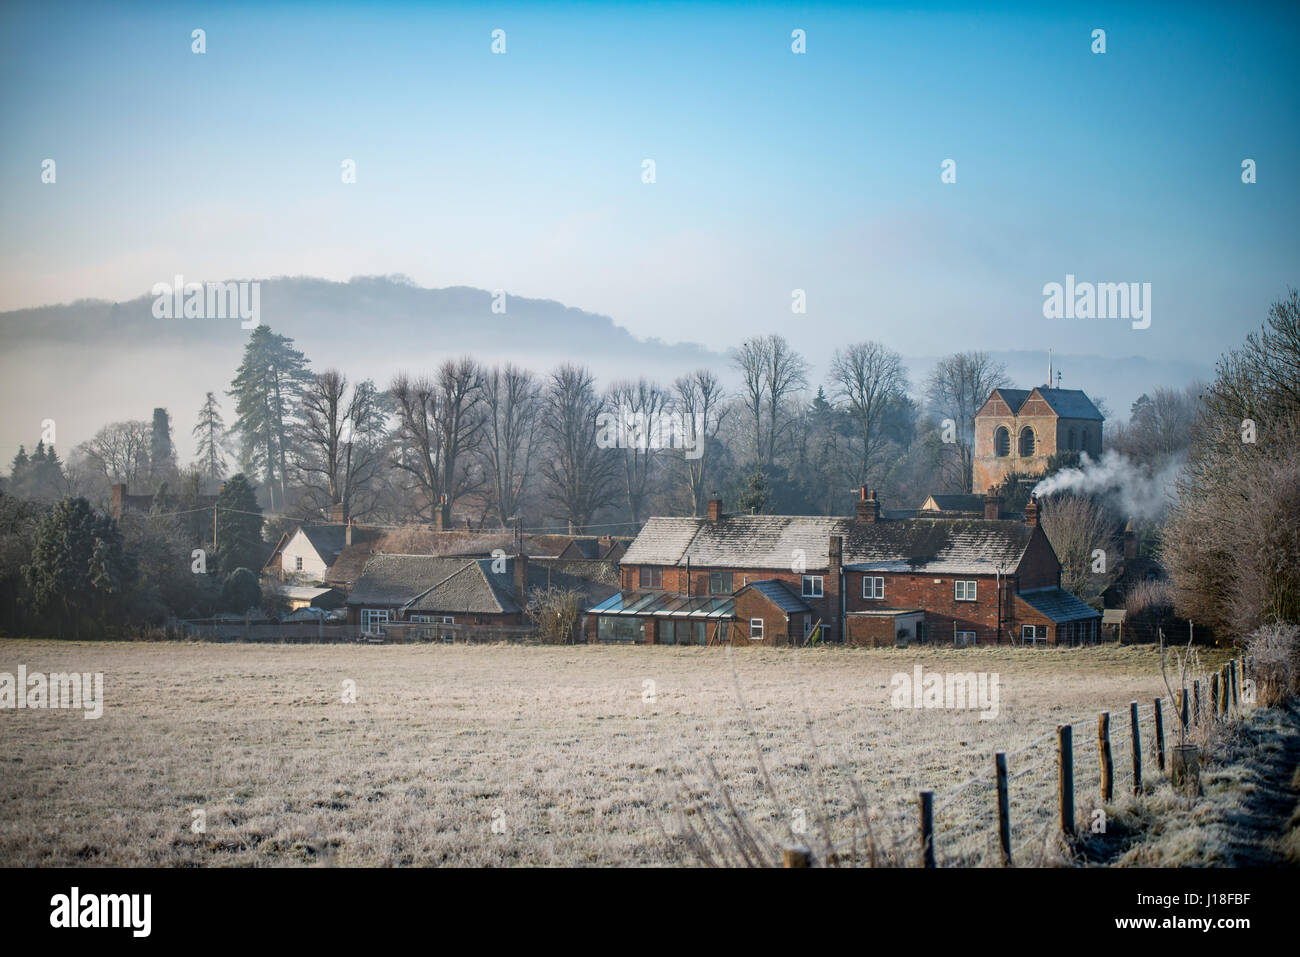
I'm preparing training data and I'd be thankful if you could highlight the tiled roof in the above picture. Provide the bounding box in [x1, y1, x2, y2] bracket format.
[1034, 388, 1104, 421]
[346, 555, 476, 607]
[622, 515, 1037, 576]
[1017, 587, 1101, 623]
[406, 560, 520, 615]
[301, 525, 349, 565]
[985, 387, 1104, 421]
[741, 579, 812, 614]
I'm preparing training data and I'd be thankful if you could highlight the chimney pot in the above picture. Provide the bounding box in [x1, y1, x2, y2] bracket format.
[983, 495, 1002, 521]
[1024, 494, 1040, 527]
[855, 489, 881, 523]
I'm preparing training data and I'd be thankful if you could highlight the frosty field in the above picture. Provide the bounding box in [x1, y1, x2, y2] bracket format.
[0, 639, 1200, 866]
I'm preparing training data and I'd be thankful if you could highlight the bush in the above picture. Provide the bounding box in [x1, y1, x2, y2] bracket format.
[219, 567, 262, 614]
[1244, 622, 1299, 708]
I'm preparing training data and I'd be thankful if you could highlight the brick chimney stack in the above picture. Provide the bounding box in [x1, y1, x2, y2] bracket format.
[345, 518, 353, 547]
[111, 483, 125, 520]
[855, 487, 880, 523]
[1024, 494, 1040, 527]
[984, 495, 1002, 521]
[434, 494, 451, 531]
[707, 493, 722, 523]
[1124, 520, 1137, 562]
[329, 501, 347, 524]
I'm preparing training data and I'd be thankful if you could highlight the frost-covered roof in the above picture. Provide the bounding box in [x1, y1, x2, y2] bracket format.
[622, 515, 1038, 576]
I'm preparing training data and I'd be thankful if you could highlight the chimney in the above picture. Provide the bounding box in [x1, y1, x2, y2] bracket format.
[855, 487, 880, 523]
[329, 501, 346, 524]
[513, 552, 529, 605]
[984, 495, 1002, 521]
[345, 518, 353, 547]
[1124, 520, 1137, 562]
[111, 483, 125, 520]
[707, 493, 722, 523]
[434, 494, 451, 531]
[1024, 494, 1040, 527]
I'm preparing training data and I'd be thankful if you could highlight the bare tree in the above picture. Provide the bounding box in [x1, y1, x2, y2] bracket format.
[830, 341, 908, 488]
[1039, 494, 1120, 601]
[481, 363, 541, 528]
[924, 351, 1009, 492]
[77, 420, 152, 486]
[539, 363, 619, 533]
[607, 378, 668, 523]
[672, 369, 729, 516]
[295, 370, 387, 519]
[1163, 290, 1300, 636]
[389, 358, 486, 519]
[732, 334, 808, 470]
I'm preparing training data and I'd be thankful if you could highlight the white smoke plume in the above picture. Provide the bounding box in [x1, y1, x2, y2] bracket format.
[1031, 450, 1184, 520]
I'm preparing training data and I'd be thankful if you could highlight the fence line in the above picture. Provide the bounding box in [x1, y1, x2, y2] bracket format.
[806, 657, 1252, 868]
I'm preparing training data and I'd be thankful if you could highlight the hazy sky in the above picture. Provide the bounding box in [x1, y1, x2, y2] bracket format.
[1, 0, 1297, 366]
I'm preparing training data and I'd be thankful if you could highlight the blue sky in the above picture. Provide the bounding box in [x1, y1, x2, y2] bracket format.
[1, 0, 1297, 366]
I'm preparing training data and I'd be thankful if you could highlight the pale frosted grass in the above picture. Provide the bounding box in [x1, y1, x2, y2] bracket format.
[0, 640, 1180, 866]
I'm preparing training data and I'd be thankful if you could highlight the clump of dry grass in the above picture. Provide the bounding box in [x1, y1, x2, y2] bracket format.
[1244, 623, 1300, 708]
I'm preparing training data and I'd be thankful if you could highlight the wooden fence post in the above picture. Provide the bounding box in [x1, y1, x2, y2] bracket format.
[1153, 698, 1166, 771]
[1220, 667, 1230, 716]
[995, 752, 1012, 867]
[1229, 660, 1238, 710]
[919, 791, 936, 868]
[1193, 680, 1201, 725]
[1098, 712, 1113, 803]
[1210, 673, 1219, 719]
[783, 846, 812, 868]
[1129, 701, 1142, 795]
[1058, 724, 1075, 837]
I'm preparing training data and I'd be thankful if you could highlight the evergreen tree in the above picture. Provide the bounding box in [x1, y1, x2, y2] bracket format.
[149, 408, 177, 486]
[24, 498, 133, 637]
[8, 446, 31, 499]
[736, 468, 770, 515]
[228, 327, 312, 510]
[193, 392, 229, 488]
[215, 473, 264, 574]
[219, 567, 262, 614]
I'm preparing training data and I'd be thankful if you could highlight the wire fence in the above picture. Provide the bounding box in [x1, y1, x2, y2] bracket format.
[809, 654, 1255, 868]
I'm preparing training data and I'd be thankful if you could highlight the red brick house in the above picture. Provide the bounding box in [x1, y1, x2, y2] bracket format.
[589, 489, 1100, 647]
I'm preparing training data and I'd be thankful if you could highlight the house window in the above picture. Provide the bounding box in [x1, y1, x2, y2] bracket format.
[749, 618, 764, 640]
[1021, 624, 1039, 645]
[955, 630, 976, 647]
[709, 572, 733, 595]
[638, 566, 663, 589]
[955, 580, 977, 601]
[1019, 427, 1036, 457]
[994, 426, 1011, 457]
[801, 575, 823, 598]
[361, 609, 389, 633]
[863, 576, 884, 600]
[718, 621, 730, 642]
[294, 556, 303, 571]
[1067, 427, 1077, 451]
